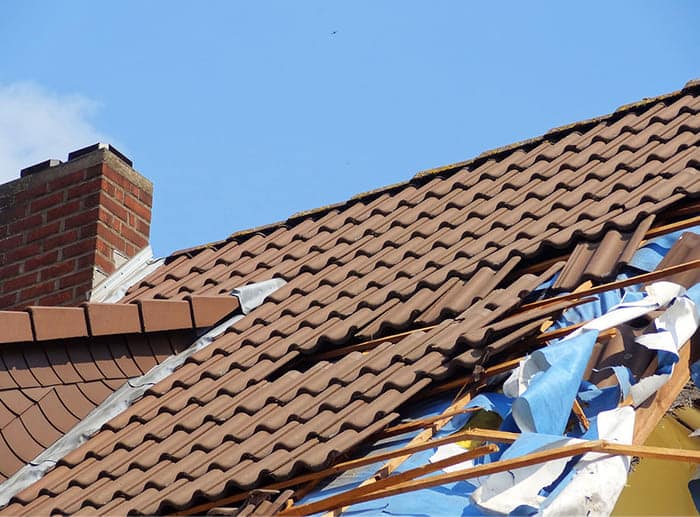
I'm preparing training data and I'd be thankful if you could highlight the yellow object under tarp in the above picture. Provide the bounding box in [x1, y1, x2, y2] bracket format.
[613, 415, 700, 516]
[455, 409, 503, 449]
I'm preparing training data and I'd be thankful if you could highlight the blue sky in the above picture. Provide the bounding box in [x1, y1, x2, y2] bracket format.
[1, 2, 699, 256]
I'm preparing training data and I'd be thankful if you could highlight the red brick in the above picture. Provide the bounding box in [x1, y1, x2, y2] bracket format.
[120, 224, 148, 249]
[24, 250, 58, 271]
[84, 164, 102, 179]
[66, 177, 101, 200]
[0, 263, 21, 279]
[95, 239, 111, 258]
[48, 169, 85, 190]
[3, 271, 39, 293]
[135, 218, 150, 237]
[77, 254, 94, 269]
[15, 182, 48, 202]
[44, 229, 78, 250]
[47, 199, 81, 220]
[102, 178, 116, 198]
[6, 243, 41, 263]
[64, 207, 99, 229]
[78, 222, 99, 240]
[102, 165, 132, 191]
[100, 193, 129, 222]
[0, 204, 27, 224]
[20, 281, 56, 300]
[62, 238, 96, 259]
[30, 191, 65, 213]
[94, 252, 114, 273]
[9, 213, 43, 234]
[124, 193, 151, 222]
[26, 221, 61, 243]
[97, 224, 126, 251]
[138, 188, 153, 206]
[0, 234, 24, 251]
[40, 260, 76, 281]
[114, 186, 125, 203]
[124, 243, 136, 257]
[97, 207, 114, 227]
[37, 289, 74, 306]
[0, 292, 18, 309]
[81, 192, 100, 209]
[59, 269, 93, 289]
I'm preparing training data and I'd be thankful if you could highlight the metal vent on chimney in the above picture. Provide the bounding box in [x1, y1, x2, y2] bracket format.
[68, 143, 133, 167]
[20, 159, 63, 177]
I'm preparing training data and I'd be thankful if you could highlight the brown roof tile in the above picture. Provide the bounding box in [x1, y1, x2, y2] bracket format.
[84, 302, 141, 336]
[0, 331, 197, 482]
[553, 214, 655, 291]
[28, 307, 88, 341]
[0, 312, 32, 344]
[3, 81, 700, 515]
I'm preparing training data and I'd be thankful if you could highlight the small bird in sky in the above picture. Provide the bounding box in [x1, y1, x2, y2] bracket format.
[331, 30, 338, 35]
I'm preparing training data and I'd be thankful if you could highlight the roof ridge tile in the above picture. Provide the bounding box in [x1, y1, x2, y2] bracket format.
[0, 295, 241, 346]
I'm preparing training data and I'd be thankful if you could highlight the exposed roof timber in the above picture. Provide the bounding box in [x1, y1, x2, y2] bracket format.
[520, 258, 700, 313]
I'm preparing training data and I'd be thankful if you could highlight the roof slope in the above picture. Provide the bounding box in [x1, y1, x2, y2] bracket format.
[0, 297, 241, 481]
[3, 82, 700, 515]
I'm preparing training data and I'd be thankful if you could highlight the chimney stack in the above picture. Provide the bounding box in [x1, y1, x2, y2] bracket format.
[0, 143, 153, 310]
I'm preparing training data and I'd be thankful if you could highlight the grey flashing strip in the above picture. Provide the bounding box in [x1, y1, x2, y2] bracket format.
[90, 245, 165, 303]
[0, 278, 286, 507]
[233, 277, 287, 314]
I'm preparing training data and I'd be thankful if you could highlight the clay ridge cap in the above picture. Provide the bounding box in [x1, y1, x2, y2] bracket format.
[164, 78, 700, 261]
[0, 295, 240, 345]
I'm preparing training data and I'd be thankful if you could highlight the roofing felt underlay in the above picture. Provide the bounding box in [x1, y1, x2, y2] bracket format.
[2, 82, 700, 514]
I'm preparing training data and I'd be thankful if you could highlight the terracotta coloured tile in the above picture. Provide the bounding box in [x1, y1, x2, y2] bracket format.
[0, 432, 25, 481]
[136, 299, 193, 332]
[20, 347, 61, 386]
[1, 417, 44, 462]
[187, 295, 240, 327]
[28, 307, 88, 341]
[19, 403, 62, 448]
[36, 389, 79, 434]
[83, 303, 141, 336]
[0, 312, 33, 344]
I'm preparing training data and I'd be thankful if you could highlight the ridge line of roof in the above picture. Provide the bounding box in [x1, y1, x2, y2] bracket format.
[165, 79, 699, 261]
[0, 295, 240, 345]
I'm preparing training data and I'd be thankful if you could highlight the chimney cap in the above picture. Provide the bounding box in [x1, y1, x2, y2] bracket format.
[20, 159, 63, 178]
[68, 143, 133, 167]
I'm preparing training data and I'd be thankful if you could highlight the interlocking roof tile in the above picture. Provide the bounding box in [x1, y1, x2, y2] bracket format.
[2, 81, 700, 515]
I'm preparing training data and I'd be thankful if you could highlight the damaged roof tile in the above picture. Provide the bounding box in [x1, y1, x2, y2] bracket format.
[2, 81, 700, 515]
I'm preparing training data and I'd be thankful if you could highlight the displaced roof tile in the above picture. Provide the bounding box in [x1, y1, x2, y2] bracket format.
[187, 295, 241, 327]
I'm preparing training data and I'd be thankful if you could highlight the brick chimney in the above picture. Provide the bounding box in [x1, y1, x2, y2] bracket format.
[0, 143, 153, 310]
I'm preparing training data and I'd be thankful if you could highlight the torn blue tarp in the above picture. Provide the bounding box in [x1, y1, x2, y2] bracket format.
[507, 330, 598, 435]
[298, 260, 700, 516]
[629, 224, 700, 273]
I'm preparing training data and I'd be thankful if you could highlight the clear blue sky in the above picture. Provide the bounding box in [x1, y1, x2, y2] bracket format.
[1, 2, 699, 256]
